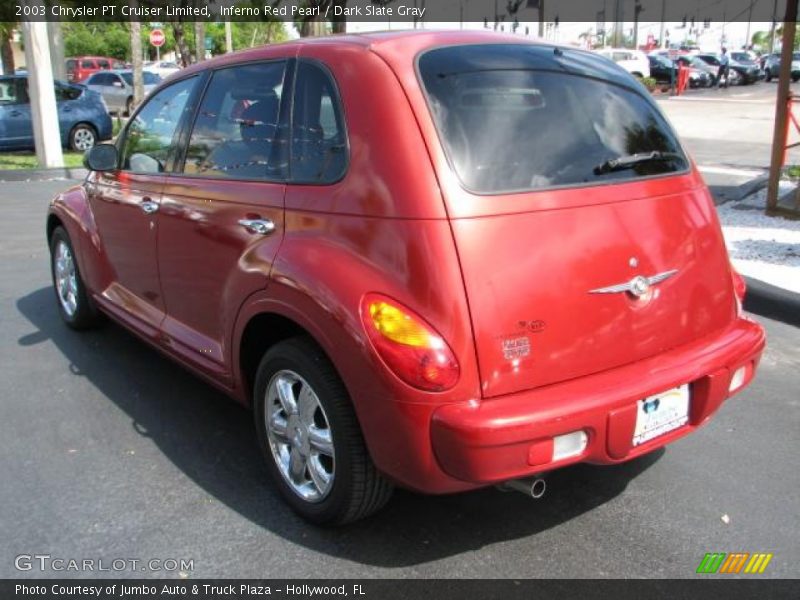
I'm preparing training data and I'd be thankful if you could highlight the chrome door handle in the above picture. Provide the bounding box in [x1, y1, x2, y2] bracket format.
[238, 218, 275, 235]
[140, 199, 159, 214]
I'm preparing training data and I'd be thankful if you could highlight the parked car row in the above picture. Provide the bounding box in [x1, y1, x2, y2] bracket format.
[0, 55, 185, 152]
[0, 75, 112, 151]
[761, 51, 800, 82]
[598, 47, 772, 88]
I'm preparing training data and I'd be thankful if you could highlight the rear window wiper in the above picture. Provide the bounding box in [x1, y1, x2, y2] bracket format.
[593, 151, 685, 175]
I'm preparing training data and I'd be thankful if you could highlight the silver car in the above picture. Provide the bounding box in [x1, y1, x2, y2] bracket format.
[84, 70, 160, 116]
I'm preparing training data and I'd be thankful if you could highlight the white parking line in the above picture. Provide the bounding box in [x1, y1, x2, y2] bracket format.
[697, 165, 766, 177]
[668, 96, 773, 105]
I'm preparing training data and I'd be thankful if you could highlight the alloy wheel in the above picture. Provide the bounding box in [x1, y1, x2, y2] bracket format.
[265, 369, 335, 502]
[54, 240, 78, 317]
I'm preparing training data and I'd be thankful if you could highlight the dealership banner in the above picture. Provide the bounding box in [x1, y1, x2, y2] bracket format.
[2, 0, 790, 23]
[3, 580, 800, 599]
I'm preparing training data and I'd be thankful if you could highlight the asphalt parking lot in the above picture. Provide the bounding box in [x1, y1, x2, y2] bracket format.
[0, 180, 798, 579]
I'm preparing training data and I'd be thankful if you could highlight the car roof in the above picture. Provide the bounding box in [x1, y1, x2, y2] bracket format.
[176, 29, 582, 78]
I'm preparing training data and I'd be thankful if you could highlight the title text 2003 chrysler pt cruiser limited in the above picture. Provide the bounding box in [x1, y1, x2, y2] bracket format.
[47, 31, 765, 524]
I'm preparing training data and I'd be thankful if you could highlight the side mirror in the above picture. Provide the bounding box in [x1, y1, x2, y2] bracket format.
[83, 143, 118, 171]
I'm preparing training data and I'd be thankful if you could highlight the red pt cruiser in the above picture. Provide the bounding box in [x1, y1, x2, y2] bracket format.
[47, 31, 765, 524]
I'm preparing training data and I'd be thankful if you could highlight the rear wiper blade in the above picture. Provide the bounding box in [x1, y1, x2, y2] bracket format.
[593, 151, 685, 175]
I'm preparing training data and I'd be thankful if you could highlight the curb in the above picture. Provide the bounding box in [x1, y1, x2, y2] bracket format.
[744, 276, 800, 328]
[709, 173, 768, 206]
[0, 167, 87, 182]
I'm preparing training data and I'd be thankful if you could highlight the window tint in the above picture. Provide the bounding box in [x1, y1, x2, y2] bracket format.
[81, 60, 94, 69]
[55, 82, 81, 101]
[66, 59, 76, 71]
[120, 76, 197, 174]
[290, 61, 347, 183]
[98, 59, 111, 69]
[419, 45, 687, 194]
[183, 61, 286, 180]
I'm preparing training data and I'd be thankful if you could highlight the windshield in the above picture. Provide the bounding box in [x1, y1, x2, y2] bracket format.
[120, 72, 160, 86]
[419, 44, 687, 194]
[731, 53, 752, 62]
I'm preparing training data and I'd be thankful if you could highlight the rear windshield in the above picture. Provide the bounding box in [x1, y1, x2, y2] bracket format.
[120, 72, 161, 86]
[419, 44, 687, 194]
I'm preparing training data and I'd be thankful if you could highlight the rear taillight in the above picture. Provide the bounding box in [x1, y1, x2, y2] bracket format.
[361, 294, 459, 392]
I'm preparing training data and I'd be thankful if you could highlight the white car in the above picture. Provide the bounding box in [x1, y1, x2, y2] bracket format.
[143, 61, 181, 80]
[595, 48, 651, 79]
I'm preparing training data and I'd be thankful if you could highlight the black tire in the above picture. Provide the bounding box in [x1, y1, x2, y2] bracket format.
[253, 337, 393, 525]
[125, 97, 134, 117]
[68, 123, 97, 152]
[793, 75, 800, 83]
[49, 226, 101, 330]
[765, 68, 772, 82]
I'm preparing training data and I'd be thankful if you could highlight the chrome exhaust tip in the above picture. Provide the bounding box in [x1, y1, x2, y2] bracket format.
[497, 477, 546, 499]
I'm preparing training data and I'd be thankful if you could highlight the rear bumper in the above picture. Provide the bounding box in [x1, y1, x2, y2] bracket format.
[430, 317, 764, 486]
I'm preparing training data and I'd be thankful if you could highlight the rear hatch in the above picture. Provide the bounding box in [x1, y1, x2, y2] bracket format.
[417, 44, 736, 398]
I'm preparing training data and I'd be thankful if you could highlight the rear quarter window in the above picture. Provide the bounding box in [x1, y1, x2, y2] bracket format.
[418, 44, 687, 194]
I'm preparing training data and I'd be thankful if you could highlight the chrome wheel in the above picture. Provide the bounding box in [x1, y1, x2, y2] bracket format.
[54, 240, 78, 317]
[265, 370, 335, 502]
[72, 127, 95, 151]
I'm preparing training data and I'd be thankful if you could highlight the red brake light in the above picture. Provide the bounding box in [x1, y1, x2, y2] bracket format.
[360, 294, 460, 392]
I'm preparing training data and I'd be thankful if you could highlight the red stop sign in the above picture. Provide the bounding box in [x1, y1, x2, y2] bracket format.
[149, 29, 165, 48]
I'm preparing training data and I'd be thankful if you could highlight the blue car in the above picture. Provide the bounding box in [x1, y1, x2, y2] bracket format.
[0, 75, 112, 151]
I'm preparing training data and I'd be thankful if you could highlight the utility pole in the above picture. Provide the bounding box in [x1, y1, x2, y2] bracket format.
[770, 0, 779, 53]
[745, 0, 754, 49]
[633, 0, 643, 49]
[613, 0, 622, 47]
[22, 21, 63, 167]
[538, 0, 545, 38]
[225, 22, 233, 53]
[766, 0, 799, 214]
[659, 0, 666, 48]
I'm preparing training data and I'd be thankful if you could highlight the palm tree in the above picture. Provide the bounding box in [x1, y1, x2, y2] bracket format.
[0, 22, 16, 75]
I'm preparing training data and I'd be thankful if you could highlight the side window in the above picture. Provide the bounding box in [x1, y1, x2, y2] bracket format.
[183, 61, 286, 180]
[120, 76, 197, 174]
[54, 82, 81, 102]
[290, 61, 347, 184]
[98, 60, 111, 70]
[0, 78, 21, 104]
[81, 60, 94, 69]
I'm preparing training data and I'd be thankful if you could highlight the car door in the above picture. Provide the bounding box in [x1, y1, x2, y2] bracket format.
[86, 76, 200, 340]
[94, 73, 124, 114]
[0, 78, 32, 149]
[156, 59, 290, 382]
[85, 73, 104, 105]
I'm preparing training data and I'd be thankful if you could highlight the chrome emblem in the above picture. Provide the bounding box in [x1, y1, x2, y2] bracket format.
[629, 256, 639, 268]
[589, 269, 678, 298]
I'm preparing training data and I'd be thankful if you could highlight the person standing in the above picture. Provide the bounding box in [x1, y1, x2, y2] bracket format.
[718, 47, 730, 88]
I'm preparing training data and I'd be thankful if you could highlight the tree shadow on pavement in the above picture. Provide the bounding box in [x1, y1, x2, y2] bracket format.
[17, 286, 663, 568]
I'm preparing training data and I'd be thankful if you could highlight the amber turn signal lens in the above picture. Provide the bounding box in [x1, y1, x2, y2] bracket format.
[362, 294, 459, 392]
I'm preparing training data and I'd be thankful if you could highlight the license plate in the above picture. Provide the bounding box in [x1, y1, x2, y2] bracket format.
[632, 384, 690, 446]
